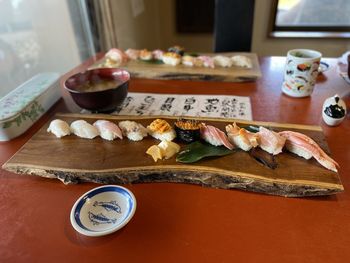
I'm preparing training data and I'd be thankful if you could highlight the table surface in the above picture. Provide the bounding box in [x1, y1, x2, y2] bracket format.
[1, 55, 349, 263]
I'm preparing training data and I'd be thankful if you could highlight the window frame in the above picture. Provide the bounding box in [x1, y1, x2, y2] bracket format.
[269, 0, 350, 38]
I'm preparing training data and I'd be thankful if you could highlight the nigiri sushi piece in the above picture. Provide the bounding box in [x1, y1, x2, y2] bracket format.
[181, 55, 203, 67]
[174, 118, 201, 143]
[226, 122, 258, 151]
[70, 120, 99, 139]
[279, 131, 339, 172]
[198, 55, 215, 68]
[105, 48, 129, 64]
[139, 49, 153, 61]
[214, 55, 233, 68]
[182, 55, 195, 67]
[152, 49, 164, 60]
[47, 119, 71, 138]
[256, 127, 285, 155]
[125, 48, 140, 60]
[118, 120, 148, 141]
[200, 124, 234, 150]
[231, 55, 252, 68]
[162, 52, 181, 66]
[147, 119, 176, 141]
[93, 120, 123, 141]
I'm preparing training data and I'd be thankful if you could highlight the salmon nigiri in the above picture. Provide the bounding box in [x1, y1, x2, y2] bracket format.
[279, 131, 339, 172]
[257, 127, 286, 155]
[200, 124, 234, 150]
[93, 120, 123, 141]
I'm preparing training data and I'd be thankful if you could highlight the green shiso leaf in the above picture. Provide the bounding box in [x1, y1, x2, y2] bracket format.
[138, 59, 164, 64]
[176, 141, 234, 163]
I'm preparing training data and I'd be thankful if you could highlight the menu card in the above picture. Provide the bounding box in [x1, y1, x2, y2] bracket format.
[111, 92, 252, 120]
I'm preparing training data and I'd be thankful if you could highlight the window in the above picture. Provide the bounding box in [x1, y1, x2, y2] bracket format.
[0, 0, 94, 98]
[270, 0, 350, 38]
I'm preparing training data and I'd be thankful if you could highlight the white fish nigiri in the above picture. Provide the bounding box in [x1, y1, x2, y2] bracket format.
[279, 131, 339, 172]
[200, 124, 234, 150]
[257, 127, 285, 155]
[213, 55, 232, 68]
[47, 119, 71, 138]
[93, 120, 123, 141]
[231, 55, 252, 68]
[118, 120, 148, 141]
[70, 120, 99, 139]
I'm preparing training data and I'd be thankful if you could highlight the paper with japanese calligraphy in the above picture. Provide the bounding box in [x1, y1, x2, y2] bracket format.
[111, 92, 252, 120]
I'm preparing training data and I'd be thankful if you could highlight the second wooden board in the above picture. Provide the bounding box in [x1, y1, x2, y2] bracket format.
[91, 52, 261, 82]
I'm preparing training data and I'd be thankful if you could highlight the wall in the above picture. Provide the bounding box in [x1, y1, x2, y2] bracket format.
[110, 0, 161, 50]
[251, 0, 350, 57]
[110, 0, 213, 52]
[157, 0, 213, 52]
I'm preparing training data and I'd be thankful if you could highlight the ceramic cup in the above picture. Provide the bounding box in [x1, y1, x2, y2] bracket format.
[282, 49, 322, 98]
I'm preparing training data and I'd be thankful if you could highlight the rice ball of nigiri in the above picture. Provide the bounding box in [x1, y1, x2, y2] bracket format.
[47, 119, 71, 138]
[147, 119, 176, 141]
[93, 120, 123, 141]
[118, 120, 148, 141]
[70, 120, 99, 139]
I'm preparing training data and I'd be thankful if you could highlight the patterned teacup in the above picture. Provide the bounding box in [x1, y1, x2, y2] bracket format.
[282, 49, 322, 97]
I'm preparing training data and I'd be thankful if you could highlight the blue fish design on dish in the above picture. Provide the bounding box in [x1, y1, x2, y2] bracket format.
[93, 200, 122, 213]
[88, 211, 117, 225]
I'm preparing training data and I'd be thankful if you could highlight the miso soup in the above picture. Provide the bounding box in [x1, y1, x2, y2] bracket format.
[76, 79, 121, 92]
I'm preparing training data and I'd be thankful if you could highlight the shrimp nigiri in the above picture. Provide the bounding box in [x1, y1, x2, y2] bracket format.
[93, 120, 123, 141]
[226, 122, 258, 151]
[257, 127, 285, 155]
[200, 124, 234, 150]
[279, 131, 339, 172]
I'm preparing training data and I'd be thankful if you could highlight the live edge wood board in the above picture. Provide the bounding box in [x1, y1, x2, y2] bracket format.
[90, 52, 261, 82]
[2, 113, 344, 197]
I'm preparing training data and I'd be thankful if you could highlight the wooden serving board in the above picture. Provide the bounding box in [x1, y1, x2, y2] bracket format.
[2, 114, 344, 197]
[91, 52, 261, 82]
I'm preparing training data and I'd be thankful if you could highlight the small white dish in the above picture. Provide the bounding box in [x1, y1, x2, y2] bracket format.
[70, 185, 136, 237]
[322, 94, 347, 126]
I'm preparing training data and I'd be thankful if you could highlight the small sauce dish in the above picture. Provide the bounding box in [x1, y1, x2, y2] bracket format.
[70, 185, 136, 237]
